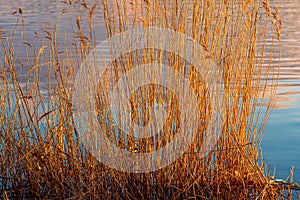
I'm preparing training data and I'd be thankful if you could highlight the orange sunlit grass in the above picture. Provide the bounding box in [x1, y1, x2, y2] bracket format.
[0, 0, 288, 199]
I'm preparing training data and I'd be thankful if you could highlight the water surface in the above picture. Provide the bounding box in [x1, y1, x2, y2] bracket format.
[261, 0, 300, 182]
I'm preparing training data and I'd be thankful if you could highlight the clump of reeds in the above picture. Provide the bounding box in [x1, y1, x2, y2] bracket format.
[0, 0, 288, 199]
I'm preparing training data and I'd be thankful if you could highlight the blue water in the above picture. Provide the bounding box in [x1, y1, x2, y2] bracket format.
[1, 0, 300, 184]
[259, 0, 300, 183]
[263, 101, 300, 181]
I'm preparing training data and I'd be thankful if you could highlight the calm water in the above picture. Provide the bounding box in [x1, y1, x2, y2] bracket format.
[1, 0, 299, 182]
[261, 0, 300, 182]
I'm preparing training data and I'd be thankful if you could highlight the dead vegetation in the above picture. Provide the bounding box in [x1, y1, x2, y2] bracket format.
[0, 0, 291, 199]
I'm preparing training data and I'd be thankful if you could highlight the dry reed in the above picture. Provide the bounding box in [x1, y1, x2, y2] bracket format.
[0, 0, 290, 199]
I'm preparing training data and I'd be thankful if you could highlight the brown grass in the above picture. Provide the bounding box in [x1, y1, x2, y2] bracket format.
[0, 0, 290, 199]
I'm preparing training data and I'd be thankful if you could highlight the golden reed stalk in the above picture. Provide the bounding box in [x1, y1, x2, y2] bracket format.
[0, 0, 287, 199]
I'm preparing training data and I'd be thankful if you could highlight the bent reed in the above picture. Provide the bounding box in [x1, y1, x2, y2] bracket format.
[0, 0, 290, 199]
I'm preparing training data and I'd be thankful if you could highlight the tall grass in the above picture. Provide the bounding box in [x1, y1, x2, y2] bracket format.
[0, 0, 287, 199]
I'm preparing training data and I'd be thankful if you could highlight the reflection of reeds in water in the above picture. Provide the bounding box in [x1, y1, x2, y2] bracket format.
[0, 0, 290, 199]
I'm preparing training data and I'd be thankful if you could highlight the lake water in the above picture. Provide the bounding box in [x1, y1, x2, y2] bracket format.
[1, 0, 299, 183]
